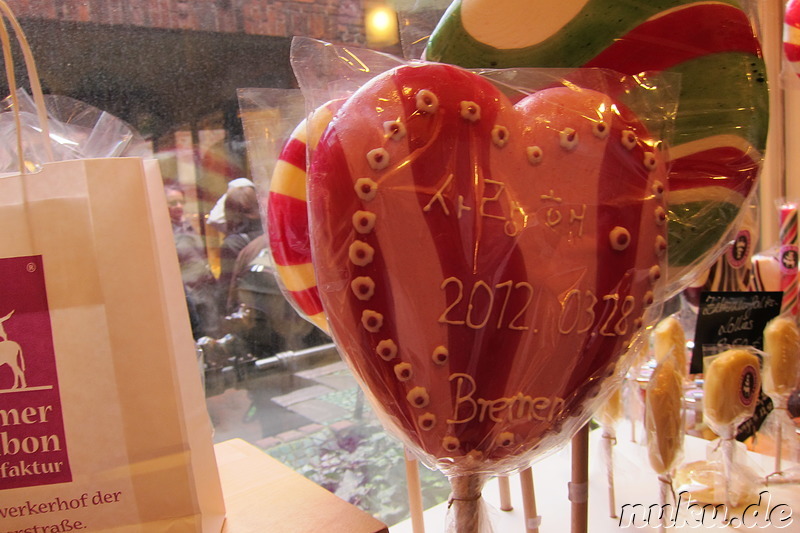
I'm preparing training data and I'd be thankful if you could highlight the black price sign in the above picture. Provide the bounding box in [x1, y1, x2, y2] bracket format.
[691, 291, 782, 374]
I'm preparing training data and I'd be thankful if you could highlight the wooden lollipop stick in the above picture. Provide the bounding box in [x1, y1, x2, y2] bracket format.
[603, 428, 617, 518]
[498, 475, 513, 511]
[404, 449, 425, 533]
[520, 467, 540, 533]
[775, 416, 784, 474]
[721, 435, 735, 510]
[658, 477, 670, 533]
[570, 424, 590, 533]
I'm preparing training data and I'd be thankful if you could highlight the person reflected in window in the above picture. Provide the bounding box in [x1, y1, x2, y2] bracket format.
[165, 183, 219, 338]
[218, 184, 263, 313]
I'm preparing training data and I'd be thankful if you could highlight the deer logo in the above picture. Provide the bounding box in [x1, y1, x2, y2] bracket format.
[0, 310, 26, 389]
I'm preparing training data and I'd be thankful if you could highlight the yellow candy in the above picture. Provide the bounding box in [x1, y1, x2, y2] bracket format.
[763, 316, 800, 397]
[646, 357, 684, 474]
[703, 349, 761, 429]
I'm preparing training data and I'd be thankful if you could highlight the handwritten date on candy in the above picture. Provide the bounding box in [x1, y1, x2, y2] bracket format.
[439, 277, 638, 337]
[1, 490, 123, 532]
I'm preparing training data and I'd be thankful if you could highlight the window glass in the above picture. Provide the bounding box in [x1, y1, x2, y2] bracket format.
[4, 0, 447, 526]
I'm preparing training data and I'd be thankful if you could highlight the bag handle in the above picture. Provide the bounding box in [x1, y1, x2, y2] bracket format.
[0, 0, 52, 173]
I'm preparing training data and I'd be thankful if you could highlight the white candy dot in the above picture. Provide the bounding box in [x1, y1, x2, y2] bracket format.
[416, 89, 439, 114]
[560, 128, 579, 150]
[361, 309, 384, 332]
[383, 120, 406, 140]
[367, 148, 390, 170]
[498, 432, 515, 447]
[351, 276, 375, 301]
[376, 339, 398, 361]
[394, 362, 413, 382]
[621, 130, 637, 150]
[354, 178, 378, 202]
[418, 413, 436, 431]
[352, 210, 377, 234]
[526, 146, 543, 165]
[492, 125, 510, 148]
[432, 346, 449, 365]
[349, 240, 375, 266]
[655, 235, 667, 257]
[407, 386, 430, 408]
[644, 291, 655, 306]
[592, 120, 610, 139]
[460, 101, 481, 122]
[654, 206, 667, 226]
[609, 226, 631, 251]
[643, 152, 657, 171]
[652, 180, 665, 199]
[649, 265, 662, 283]
[442, 436, 460, 452]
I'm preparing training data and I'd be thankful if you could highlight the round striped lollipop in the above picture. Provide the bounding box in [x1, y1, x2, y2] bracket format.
[425, 0, 768, 282]
[267, 100, 342, 331]
[785, 0, 800, 78]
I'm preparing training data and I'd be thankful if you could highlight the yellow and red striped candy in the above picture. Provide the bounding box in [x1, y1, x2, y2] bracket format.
[267, 100, 342, 331]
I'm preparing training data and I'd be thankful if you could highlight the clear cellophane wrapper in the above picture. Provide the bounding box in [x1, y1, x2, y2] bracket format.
[236, 88, 327, 330]
[761, 317, 800, 472]
[700, 347, 763, 508]
[0, 89, 150, 170]
[644, 354, 685, 510]
[701, 347, 763, 439]
[674, 441, 763, 510]
[398, 0, 767, 300]
[758, 409, 800, 472]
[290, 37, 681, 531]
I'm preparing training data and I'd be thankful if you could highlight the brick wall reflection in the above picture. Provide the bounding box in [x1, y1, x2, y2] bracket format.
[6, 0, 365, 44]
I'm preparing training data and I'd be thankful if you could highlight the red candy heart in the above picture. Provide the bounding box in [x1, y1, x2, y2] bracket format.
[308, 63, 667, 473]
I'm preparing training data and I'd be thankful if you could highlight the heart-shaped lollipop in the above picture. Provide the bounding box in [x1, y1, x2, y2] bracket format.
[308, 63, 667, 474]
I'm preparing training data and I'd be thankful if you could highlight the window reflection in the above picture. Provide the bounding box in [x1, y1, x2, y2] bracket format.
[4, 1, 446, 524]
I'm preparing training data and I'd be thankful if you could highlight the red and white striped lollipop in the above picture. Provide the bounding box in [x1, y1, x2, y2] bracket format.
[786, 0, 800, 78]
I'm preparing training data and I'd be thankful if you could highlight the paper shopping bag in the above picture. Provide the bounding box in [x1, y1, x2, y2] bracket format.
[0, 157, 226, 532]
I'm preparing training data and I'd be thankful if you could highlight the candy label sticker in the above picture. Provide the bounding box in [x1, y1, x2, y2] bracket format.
[727, 229, 751, 268]
[779, 244, 798, 275]
[739, 364, 759, 407]
[0, 256, 71, 490]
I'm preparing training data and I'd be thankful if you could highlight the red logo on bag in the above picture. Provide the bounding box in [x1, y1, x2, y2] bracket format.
[0, 256, 71, 489]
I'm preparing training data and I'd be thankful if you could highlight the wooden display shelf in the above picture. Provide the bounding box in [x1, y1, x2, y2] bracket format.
[215, 438, 389, 533]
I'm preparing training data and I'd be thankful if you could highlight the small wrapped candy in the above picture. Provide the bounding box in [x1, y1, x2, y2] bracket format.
[703, 348, 761, 433]
[646, 356, 685, 476]
[702, 348, 761, 508]
[762, 316, 800, 474]
[646, 354, 685, 528]
[763, 316, 800, 398]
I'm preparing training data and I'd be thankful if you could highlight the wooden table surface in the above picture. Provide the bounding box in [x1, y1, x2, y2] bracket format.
[215, 438, 389, 533]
